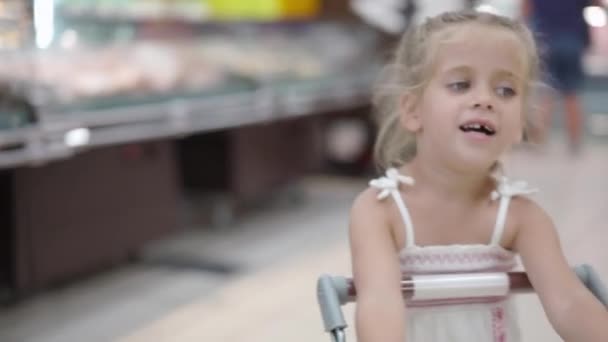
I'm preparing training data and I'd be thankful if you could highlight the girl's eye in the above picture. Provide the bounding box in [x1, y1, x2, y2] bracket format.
[496, 86, 517, 98]
[448, 81, 470, 92]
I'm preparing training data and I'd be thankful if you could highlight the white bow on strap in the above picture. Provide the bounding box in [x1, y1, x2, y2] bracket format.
[369, 168, 415, 200]
[491, 176, 538, 201]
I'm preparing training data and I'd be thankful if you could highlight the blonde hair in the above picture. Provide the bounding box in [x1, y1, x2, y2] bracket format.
[373, 10, 542, 170]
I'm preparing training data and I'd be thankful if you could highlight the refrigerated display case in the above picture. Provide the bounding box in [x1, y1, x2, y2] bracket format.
[0, 0, 382, 296]
[0, 7, 380, 168]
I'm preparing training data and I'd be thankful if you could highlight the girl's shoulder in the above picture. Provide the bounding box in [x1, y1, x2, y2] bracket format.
[349, 185, 397, 237]
[491, 175, 541, 225]
[350, 186, 391, 220]
[350, 185, 407, 254]
[498, 190, 554, 251]
[509, 195, 551, 228]
[352, 167, 414, 216]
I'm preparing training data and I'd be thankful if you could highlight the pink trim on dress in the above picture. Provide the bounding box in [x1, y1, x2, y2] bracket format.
[408, 296, 507, 308]
[401, 250, 514, 267]
[400, 247, 517, 274]
[492, 306, 506, 342]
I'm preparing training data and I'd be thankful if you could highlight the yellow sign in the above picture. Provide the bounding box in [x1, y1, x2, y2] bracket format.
[207, 0, 321, 20]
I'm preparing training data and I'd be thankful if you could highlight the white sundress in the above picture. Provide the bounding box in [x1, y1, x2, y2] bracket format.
[369, 168, 538, 342]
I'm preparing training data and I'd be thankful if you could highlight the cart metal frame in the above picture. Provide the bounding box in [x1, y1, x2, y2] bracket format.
[317, 264, 608, 342]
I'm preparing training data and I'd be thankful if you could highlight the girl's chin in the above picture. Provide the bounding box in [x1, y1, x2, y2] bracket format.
[448, 153, 500, 174]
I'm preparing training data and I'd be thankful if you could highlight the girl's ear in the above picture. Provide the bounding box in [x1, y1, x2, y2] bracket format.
[399, 93, 422, 133]
[518, 111, 533, 144]
[516, 125, 525, 144]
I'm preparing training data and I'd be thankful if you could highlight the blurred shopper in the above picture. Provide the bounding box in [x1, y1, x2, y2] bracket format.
[412, 0, 469, 24]
[350, 0, 472, 35]
[523, 0, 596, 154]
[477, 0, 522, 18]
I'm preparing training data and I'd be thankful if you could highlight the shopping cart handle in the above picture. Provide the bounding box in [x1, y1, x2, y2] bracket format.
[575, 264, 608, 307]
[317, 264, 608, 341]
[317, 274, 349, 333]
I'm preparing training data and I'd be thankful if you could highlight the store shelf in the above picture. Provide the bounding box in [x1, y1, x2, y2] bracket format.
[0, 65, 376, 170]
[49, 89, 267, 149]
[0, 126, 75, 168]
[275, 68, 377, 118]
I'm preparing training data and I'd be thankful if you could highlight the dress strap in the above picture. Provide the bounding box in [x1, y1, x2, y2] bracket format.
[490, 177, 538, 245]
[369, 168, 416, 247]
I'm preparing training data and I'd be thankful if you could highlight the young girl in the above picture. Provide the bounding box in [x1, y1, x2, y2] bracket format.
[349, 10, 608, 342]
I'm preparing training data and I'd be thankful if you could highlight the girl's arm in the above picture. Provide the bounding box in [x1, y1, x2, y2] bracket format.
[514, 198, 608, 341]
[349, 188, 406, 342]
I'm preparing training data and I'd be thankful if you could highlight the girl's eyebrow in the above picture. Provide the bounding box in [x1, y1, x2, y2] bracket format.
[494, 69, 524, 83]
[441, 65, 522, 81]
[441, 65, 470, 74]
[495, 69, 519, 78]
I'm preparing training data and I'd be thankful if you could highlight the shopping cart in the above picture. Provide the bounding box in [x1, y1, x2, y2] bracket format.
[317, 264, 608, 342]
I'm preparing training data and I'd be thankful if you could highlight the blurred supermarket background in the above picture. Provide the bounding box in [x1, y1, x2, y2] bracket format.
[0, 0, 608, 341]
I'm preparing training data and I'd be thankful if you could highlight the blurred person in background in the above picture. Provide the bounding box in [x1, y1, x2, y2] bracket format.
[476, 0, 522, 18]
[522, 0, 598, 154]
[411, 0, 470, 25]
[350, 0, 474, 36]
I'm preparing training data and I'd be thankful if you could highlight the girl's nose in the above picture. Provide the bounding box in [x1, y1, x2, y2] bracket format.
[473, 102, 494, 111]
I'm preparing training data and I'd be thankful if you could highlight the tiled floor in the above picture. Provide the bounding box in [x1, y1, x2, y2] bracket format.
[2, 136, 608, 342]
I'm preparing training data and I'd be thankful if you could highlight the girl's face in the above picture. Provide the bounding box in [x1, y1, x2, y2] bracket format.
[402, 24, 528, 171]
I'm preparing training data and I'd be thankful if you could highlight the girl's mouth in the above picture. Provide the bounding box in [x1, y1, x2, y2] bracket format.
[459, 122, 496, 136]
